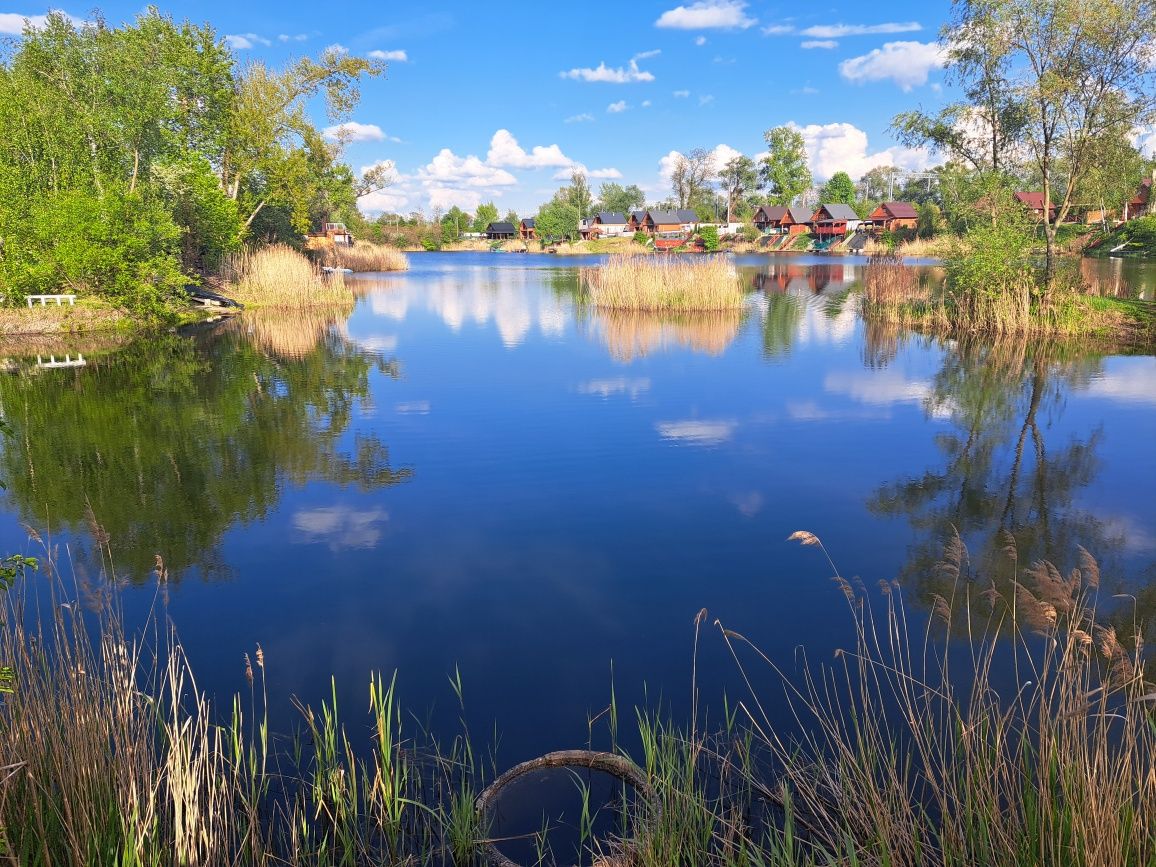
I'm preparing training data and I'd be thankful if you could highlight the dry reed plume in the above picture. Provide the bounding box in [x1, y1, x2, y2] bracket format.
[321, 242, 409, 273]
[224, 245, 351, 309]
[583, 254, 745, 312]
[594, 308, 742, 361]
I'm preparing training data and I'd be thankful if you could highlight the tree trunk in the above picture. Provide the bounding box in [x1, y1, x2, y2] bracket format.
[243, 200, 267, 229]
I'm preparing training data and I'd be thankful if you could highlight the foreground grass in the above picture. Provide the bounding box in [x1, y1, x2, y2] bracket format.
[583, 254, 745, 312]
[225, 245, 352, 309]
[1, 528, 1152, 866]
[0, 298, 128, 336]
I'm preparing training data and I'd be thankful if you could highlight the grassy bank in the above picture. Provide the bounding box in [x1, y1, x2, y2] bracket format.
[0, 531, 1151, 865]
[224, 245, 353, 309]
[0, 298, 129, 336]
[583, 254, 745, 312]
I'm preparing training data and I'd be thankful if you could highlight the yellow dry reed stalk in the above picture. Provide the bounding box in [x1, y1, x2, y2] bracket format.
[225, 244, 352, 309]
[225, 307, 351, 360]
[583, 254, 746, 312]
[323, 242, 409, 273]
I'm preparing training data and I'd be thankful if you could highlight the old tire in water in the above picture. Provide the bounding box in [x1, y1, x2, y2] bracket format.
[475, 750, 654, 867]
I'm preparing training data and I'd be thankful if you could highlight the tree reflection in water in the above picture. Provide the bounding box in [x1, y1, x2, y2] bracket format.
[0, 315, 411, 582]
[865, 331, 1155, 647]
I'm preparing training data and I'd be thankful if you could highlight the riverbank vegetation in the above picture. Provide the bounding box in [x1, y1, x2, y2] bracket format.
[583, 255, 744, 312]
[0, 11, 383, 324]
[224, 246, 352, 309]
[1, 531, 1151, 865]
[318, 242, 409, 273]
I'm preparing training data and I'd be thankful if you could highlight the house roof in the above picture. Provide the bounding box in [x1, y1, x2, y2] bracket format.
[1014, 192, 1053, 212]
[487, 221, 516, 233]
[1127, 178, 1152, 207]
[675, 209, 698, 222]
[645, 210, 684, 224]
[520, 218, 535, 228]
[787, 207, 810, 224]
[758, 206, 789, 222]
[879, 201, 918, 219]
[814, 203, 859, 222]
[630, 210, 646, 222]
[595, 211, 627, 224]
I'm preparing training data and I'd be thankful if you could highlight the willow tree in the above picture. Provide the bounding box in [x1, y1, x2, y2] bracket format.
[943, 0, 1156, 289]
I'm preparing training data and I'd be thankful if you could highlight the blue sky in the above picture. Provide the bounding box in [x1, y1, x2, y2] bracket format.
[2, 0, 957, 216]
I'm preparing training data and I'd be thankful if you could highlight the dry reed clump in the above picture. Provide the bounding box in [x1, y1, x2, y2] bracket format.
[321, 242, 409, 273]
[583, 254, 745, 312]
[594, 308, 742, 361]
[224, 244, 351, 308]
[707, 530, 1156, 866]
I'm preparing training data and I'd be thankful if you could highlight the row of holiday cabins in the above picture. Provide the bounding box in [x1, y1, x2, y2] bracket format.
[484, 209, 705, 241]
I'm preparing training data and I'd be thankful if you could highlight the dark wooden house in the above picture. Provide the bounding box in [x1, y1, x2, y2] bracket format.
[486, 221, 517, 240]
[519, 218, 537, 240]
[810, 203, 860, 238]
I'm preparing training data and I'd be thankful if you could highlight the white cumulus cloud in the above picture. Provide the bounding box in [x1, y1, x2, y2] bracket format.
[323, 122, 389, 143]
[560, 59, 655, 83]
[608, 100, 629, 113]
[673, 89, 691, 98]
[486, 129, 573, 168]
[802, 39, 837, 49]
[761, 23, 794, 35]
[368, 49, 408, 61]
[278, 33, 308, 42]
[419, 149, 517, 188]
[695, 35, 707, 45]
[565, 112, 596, 123]
[224, 33, 271, 49]
[801, 21, 921, 38]
[788, 121, 933, 180]
[839, 40, 946, 91]
[656, 0, 755, 29]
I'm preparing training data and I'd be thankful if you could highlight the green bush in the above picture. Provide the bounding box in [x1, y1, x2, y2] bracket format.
[0, 189, 186, 316]
[632, 230, 650, 244]
[698, 225, 720, 252]
[420, 235, 441, 251]
[739, 224, 760, 242]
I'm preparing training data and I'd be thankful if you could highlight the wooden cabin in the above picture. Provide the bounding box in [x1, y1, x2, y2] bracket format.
[642, 210, 687, 235]
[486, 221, 517, 240]
[627, 210, 647, 233]
[754, 205, 810, 235]
[674, 209, 699, 229]
[865, 202, 918, 233]
[314, 222, 354, 246]
[591, 211, 628, 237]
[1124, 177, 1153, 220]
[1014, 192, 1057, 222]
[519, 218, 536, 240]
[810, 203, 860, 238]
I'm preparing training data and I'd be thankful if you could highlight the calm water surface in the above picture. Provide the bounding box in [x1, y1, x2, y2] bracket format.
[1, 252, 1154, 766]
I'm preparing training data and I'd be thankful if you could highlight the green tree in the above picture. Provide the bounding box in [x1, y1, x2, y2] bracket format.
[503, 209, 519, 228]
[917, 202, 946, 238]
[472, 202, 499, 233]
[718, 155, 757, 223]
[597, 183, 645, 215]
[819, 172, 856, 205]
[669, 149, 714, 210]
[928, 0, 1156, 288]
[536, 199, 579, 242]
[760, 126, 811, 206]
[560, 170, 594, 218]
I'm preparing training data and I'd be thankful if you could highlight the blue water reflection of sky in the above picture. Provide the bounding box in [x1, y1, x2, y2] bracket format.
[1, 252, 1153, 764]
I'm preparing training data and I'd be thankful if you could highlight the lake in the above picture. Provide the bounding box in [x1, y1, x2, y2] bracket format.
[1, 252, 1154, 770]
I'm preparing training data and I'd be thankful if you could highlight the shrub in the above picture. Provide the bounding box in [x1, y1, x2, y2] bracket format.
[698, 225, 720, 252]
[633, 230, 650, 245]
[420, 235, 441, 251]
[739, 224, 760, 242]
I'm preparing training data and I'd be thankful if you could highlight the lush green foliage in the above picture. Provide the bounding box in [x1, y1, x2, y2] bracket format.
[760, 126, 811, 206]
[698, 225, 720, 252]
[471, 202, 499, 233]
[597, 182, 645, 215]
[537, 199, 580, 242]
[0, 11, 380, 315]
[819, 171, 855, 205]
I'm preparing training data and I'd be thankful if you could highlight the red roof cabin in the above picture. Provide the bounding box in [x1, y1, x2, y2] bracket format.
[866, 202, 918, 233]
[754, 205, 810, 235]
[810, 203, 860, 238]
[1014, 192, 1057, 222]
[1124, 176, 1153, 220]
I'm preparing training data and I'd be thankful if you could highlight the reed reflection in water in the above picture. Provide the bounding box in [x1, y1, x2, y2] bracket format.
[591, 308, 744, 362]
[224, 304, 355, 360]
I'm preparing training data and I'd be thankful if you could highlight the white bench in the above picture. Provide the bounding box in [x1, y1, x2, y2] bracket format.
[26, 294, 77, 307]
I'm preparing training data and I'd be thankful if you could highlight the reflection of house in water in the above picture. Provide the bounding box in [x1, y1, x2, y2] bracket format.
[752, 262, 853, 295]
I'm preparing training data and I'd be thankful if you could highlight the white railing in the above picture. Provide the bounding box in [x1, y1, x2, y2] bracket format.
[26, 294, 77, 307]
[36, 353, 86, 369]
